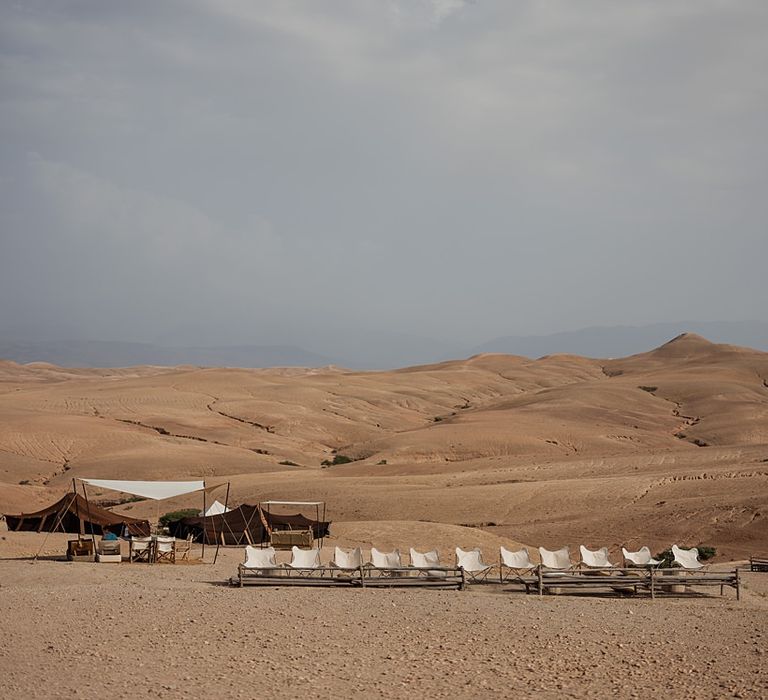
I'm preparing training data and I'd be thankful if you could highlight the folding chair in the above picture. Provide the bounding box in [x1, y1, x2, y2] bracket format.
[175, 534, 194, 562]
[409, 548, 445, 578]
[455, 547, 493, 583]
[672, 544, 705, 570]
[499, 546, 536, 584]
[579, 545, 615, 568]
[538, 546, 573, 571]
[285, 546, 323, 578]
[155, 536, 176, 564]
[330, 547, 363, 577]
[367, 548, 402, 577]
[129, 537, 153, 563]
[621, 546, 662, 567]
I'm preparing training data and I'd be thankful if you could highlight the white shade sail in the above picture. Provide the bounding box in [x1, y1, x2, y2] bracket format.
[79, 479, 206, 500]
[260, 500, 324, 506]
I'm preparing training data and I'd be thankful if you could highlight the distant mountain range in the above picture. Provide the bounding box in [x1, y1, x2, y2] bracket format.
[471, 321, 768, 359]
[0, 320, 766, 369]
[0, 340, 335, 369]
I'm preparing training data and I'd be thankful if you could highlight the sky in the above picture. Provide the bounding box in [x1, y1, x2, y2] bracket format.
[1, 0, 767, 363]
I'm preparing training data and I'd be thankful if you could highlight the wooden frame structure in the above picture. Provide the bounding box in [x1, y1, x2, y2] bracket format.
[750, 556, 768, 572]
[258, 500, 327, 550]
[237, 564, 465, 589]
[519, 566, 741, 599]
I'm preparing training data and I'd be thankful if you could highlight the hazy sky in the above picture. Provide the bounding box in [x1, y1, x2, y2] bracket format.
[1, 0, 766, 358]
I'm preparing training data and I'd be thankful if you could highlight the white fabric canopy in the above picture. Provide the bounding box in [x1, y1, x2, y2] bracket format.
[79, 479, 206, 500]
[203, 499, 231, 517]
[260, 500, 324, 506]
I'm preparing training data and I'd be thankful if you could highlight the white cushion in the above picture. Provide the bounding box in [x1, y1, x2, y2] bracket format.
[243, 545, 277, 569]
[500, 546, 534, 569]
[579, 545, 614, 568]
[455, 547, 491, 573]
[333, 547, 362, 569]
[289, 546, 321, 568]
[538, 546, 571, 569]
[370, 548, 402, 568]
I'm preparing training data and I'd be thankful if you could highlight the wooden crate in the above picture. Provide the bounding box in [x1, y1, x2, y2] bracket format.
[67, 539, 95, 562]
[270, 529, 313, 549]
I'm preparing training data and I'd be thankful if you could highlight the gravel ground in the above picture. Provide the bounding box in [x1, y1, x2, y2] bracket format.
[1, 548, 766, 699]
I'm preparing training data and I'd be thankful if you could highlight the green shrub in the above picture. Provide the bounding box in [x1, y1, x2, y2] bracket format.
[159, 509, 200, 527]
[321, 454, 354, 466]
[655, 544, 716, 567]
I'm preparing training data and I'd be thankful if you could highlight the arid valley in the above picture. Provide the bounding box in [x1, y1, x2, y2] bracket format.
[2, 332, 766, 557]
[2, 333, 768, 698]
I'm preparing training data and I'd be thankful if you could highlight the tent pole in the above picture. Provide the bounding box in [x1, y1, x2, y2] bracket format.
[73, 477, 83, 535]
[212, 481, 230, 565]
[33, 483, 77, 562]
[81, 480, 97, 554]
[210, 488, 219, 556]
[201, 482, 206, 562]
[321, 502, 327, 549]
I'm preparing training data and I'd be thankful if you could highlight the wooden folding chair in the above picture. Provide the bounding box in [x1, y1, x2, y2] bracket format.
[155, 536, 176, 564]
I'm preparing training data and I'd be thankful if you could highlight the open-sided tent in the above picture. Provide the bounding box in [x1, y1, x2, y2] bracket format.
[173, 504, 331, 546]
[78, 478, 230, 560]
[172, 504, 265, 545]
[4, 492, 150, 537]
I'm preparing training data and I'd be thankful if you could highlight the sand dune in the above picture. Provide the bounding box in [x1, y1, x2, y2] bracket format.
[1, 333, 766, 559]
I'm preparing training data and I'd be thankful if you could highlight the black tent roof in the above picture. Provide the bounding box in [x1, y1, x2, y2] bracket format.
[4, 493, 151, 537]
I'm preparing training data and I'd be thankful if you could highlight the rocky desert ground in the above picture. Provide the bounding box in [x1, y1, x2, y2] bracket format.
[0, 539, 766, 699]
[1, 333, 768, 697]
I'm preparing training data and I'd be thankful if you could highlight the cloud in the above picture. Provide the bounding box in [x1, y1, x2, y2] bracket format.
[0, 1, 766, 355]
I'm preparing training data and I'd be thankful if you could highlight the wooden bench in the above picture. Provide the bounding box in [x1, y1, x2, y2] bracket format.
[750, 556, 768, 572]
[521, 567, 741, 600]
[237, 565, 465, 589]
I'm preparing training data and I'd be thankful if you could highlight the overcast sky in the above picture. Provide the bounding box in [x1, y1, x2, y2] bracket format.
[1, 0, 766, 360]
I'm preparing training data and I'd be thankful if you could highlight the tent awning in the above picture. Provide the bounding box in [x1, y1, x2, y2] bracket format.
[79, 479, 206, 500]
[260, 500, 325, 506]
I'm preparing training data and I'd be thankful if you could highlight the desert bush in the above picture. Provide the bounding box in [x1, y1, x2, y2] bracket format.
[638, 386, 658, 393]
[159, 509, 200, 527]
[279, 460, 299, 466]
[656, 544, 716, 567]
[321, 454, 354, 466]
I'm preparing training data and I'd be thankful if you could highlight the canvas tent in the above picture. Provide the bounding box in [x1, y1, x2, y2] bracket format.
[203, 500, 231, 517]
[4, 493, 150, 537]
[173, 505, 331, 546]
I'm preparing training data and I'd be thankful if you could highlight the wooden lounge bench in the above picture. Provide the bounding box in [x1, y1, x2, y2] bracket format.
[750, 556, 768, 572]
[524, 566, 741, 600]
[237, 564, 466, 589]
[362, 566, 466, 590]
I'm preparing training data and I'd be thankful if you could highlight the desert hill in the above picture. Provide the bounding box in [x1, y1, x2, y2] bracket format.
[1, 333, 766, 559]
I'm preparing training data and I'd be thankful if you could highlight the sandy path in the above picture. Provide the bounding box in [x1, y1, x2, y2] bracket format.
[1, 551, 766, 699]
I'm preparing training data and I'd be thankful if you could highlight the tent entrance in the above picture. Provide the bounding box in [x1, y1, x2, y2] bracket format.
[259, 500, 328, 550]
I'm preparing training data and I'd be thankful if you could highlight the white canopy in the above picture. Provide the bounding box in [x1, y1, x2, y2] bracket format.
[260, 500, 324, 506]
[203, 500, 231, 516]
[79, 479, 206, 500]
